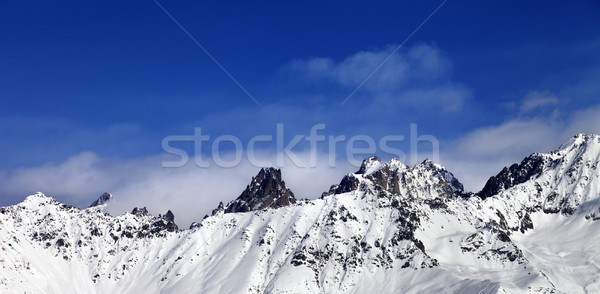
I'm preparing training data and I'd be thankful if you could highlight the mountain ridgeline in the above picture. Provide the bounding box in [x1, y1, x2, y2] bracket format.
[1, 134, 600, 293]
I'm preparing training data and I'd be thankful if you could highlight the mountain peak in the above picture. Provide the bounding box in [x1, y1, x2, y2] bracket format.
[556, 133, 600, 153]
[21, 192, 57, 207]
[131, 207, 149, 216]
[223, 167, 296, 213]
[88, 192, 113, 208]
[258, 167, 283, 181]
[164, 210, 175, 223]
[478, 133, 600, 200]
[356, 156, 382, 174]
[130, 207, 179, 232]
[418, 158, 436, 167]
[356, 156, 410, 175]
[323, 157, 463, 198]
[23, 192, 47, 200]
[477, 154, 545, 200]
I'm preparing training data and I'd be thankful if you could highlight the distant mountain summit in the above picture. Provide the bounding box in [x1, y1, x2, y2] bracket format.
[221, 167, 296, 214]
[323, 156, 464, 198]
[88, 192, 113, 208]
[478, 134, 600, 203]
[478, 133, 600, 215]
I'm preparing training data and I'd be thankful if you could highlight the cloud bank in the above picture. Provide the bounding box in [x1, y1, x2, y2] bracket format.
[0, 151, 353, 228]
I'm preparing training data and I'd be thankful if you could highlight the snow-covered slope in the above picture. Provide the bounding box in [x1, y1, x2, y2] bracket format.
[1, 134, 600, 293]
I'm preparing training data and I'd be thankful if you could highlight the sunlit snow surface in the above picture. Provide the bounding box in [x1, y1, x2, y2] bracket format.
[1, 134, 600, 293]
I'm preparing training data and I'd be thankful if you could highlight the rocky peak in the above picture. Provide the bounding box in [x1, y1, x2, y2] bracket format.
[414, 159, 464, 193]
[477, 134, 600, 200]
[158, 210, 178, 232]
[325, 157, 464, 199]
[89, 192, 113, 208]
[131, 207, 149, 216]
[223, 167, 296, 213]
[321, 174, 360, 198]
[210, 201, 225, 216]
[164, 210, 175, 223]
[189, 222, 201, 230]
[356, 156, 383, 174]
[477, 154, 546, 200]
[130, 207, 179, 233]
[557, 133, 599, 151]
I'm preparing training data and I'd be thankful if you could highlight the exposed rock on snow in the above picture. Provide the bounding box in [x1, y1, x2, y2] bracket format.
[223, 167, 296, 213]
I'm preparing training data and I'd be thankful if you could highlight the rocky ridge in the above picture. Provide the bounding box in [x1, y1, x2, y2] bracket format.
[219, 167, 297, 214]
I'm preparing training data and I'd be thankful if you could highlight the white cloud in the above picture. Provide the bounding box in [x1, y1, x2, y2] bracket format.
[283, 43, 466, 112]
[520, 91, 559, 114]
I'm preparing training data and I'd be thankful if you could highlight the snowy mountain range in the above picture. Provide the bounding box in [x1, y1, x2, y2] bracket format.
[1, 134, 600, 293]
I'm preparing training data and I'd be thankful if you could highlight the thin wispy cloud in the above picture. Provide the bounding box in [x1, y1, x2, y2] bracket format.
[520, 91, 559, 114]
[281, 44, 467, 113]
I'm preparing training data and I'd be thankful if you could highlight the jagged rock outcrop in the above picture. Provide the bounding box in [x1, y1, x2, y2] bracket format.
[210, 201, 225, 216]
[323, 156, 464, 199]
[164, 210, 175, 223]
[88, 192, 113, 208]
[131, 206, 149, 216]
[477, 154, 546, 199]
[129, 207, 178, 234]
[478, 134, 600, 216]
[223, 167, 296, 213]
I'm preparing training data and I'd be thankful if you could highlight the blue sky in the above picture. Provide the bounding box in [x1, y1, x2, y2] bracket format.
[1, 1, 599, 226]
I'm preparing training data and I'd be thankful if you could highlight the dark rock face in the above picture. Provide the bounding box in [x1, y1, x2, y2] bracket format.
[153, 210, 178, 233]
[223, 168, 296, 214]
[164, 210, 175, 223]
[321, 174, 361, 198]
[324, 158, 465, 199]
[211, 202, 225, 216]
[333, 175, 360, 195]
[89, 192, 113, 208]
[131, 207, 149, 216]
[129, 208, 179, 236]
[356, 156, 381, 174]
[477, 155, 546, 199]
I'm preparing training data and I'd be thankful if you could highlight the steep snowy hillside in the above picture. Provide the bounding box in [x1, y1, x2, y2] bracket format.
[474, 134, 600, 292]
[1, 134, 600, 293]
